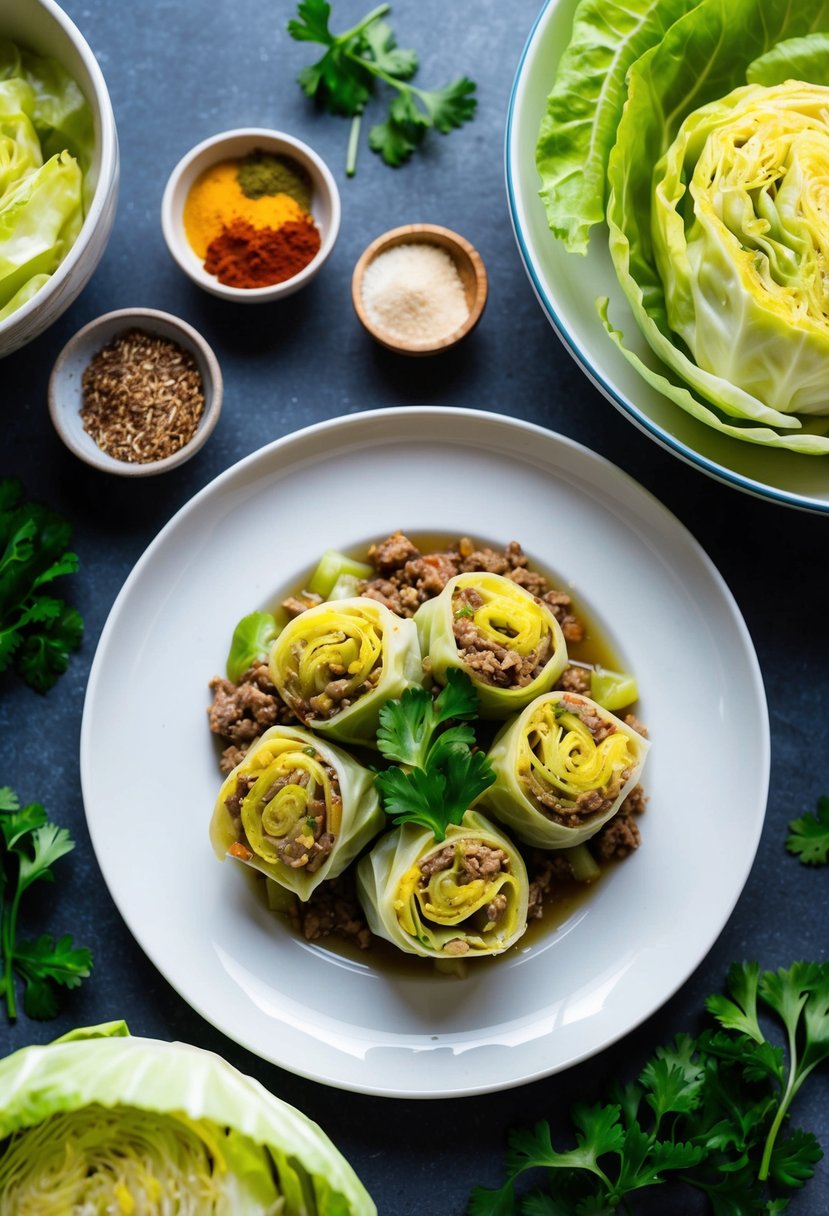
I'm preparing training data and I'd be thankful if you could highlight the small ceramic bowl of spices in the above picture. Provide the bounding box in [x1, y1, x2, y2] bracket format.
[161, 128, 341, 303]
[352, 223, 487, 355]
[48, 308, 222, 476]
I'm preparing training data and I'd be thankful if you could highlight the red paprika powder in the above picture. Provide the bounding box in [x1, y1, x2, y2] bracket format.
[204, 216, 321, 288]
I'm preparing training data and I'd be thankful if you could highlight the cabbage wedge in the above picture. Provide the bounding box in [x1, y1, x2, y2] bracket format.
[269, 596, 423, 746]
[356, 810, 529, 958]
[538, 0, 829, 451]
[210, 724, 384, 900]
[482, 692, 650, 848]
[413, 572, 567, 718]
[0, 1021, 375, 1215]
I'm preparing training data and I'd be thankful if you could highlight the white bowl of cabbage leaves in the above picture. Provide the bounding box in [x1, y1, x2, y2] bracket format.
[0, 1021, 375, 1214]
[507, 0, 829, 512]
[0, 0, 118, 357]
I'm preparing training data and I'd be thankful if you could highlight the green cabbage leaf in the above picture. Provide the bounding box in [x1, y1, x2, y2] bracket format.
[535, 0, 702, 253]
[537, 0, 829, 452]
[747, 33, 829, 87]
[0, 41, 92, 317]
[0, 1021, 375, 1215]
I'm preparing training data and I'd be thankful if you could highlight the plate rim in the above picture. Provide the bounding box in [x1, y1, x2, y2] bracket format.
[80, 405, 770, 1097]
[504, 0, 829, 517]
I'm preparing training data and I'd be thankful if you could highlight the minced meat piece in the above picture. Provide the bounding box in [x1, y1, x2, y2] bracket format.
[419, 842, 507, 883]
[367, 530, 421, 572]
[557, 665, 592, 695]
[282, 591, 322, 617]
[452, 588, 552, 688]
[625, 713, 649, 738]
[591, 809, 641, 860]
[526, 850, 577, 919]
[507, 566, 549, 596]
[208, 663, 296, 771]
[289, 874, 371, 949]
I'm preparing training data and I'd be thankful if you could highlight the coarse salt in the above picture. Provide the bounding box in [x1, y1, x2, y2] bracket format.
[361, 242, 469, 345]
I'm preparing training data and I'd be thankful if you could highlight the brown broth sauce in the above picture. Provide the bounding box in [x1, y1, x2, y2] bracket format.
[246, 532, 643, 974]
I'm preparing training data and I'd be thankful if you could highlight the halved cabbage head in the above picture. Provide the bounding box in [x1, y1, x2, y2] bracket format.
[414, 572, 567, 718]
[210, 724, 384, 900]
[653, 81, 829, 419]
[269, 597, 423, 745]
[482, 692, 649, 848]
[356, 810, 529, 958]
[0, 1022, 375, 1215]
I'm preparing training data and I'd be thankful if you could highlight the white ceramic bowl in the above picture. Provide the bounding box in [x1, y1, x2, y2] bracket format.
[161, 128, 340, 303]
[0, 0, 119, 358]
[48, 308, 223, 476]
[507, 0, 829, 514]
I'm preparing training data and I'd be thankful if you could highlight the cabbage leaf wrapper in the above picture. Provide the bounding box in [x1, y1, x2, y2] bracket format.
[269, 596, 424, 746]
[482, 692, 650, 848]
[413, 572, 567, 718]
[210, 724, 384, 900]
[0, 1021, 376, 1215]
[356, 809, 529, 958]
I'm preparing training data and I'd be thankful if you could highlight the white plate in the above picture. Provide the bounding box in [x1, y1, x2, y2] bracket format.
[81, 408, 768, 1097]
[506, 0, 829, 515]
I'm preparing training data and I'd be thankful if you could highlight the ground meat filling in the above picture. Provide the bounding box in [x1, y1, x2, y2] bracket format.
[452, 586, 553, 689]
[417, 842, 510, 944]
[523, 695, 634, 828]
[225, 761, 340, 873]
[208, 663, 298, 772]
[289, 873, 372, 950]
[359, 532, 585, 644]
[282, 636, 383, 722]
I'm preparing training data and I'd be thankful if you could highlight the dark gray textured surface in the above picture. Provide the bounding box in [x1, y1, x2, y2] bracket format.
[1, 1, 828, 1212]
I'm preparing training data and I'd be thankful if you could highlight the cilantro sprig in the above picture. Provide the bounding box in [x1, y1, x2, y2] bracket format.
[288, 0, 477, 175]
[0, 786, 92, 1020]
[0, 478, 83, 693]
[787, 796, 829, 866]
[374, 669, 494, 841]
[468, 961, 829, 1215]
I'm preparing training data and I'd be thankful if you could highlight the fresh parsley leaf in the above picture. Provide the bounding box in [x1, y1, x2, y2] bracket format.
[0, 786, 92, 1020]
[375, 765, 453, 840]
[287, 0, 477, 175]
[15, 933, 93, 990]
[469, 962, 829, 1215]
[374, 669, 494, 840]
[787, 796, 829, 865]
[0, 479, 83, 693]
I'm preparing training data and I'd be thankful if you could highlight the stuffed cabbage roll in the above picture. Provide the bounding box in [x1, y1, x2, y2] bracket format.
[210, 724, 384, 900]
[483, 692, 650, 848]
[414, 572, 567, 717]
[269, 597, 423, 745]
[356, 810, 529, 958]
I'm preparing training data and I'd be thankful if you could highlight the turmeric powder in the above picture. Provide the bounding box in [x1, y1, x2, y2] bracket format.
[183, 160, 308, 258]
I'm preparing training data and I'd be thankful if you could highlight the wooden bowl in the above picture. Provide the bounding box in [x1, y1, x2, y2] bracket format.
[351, 223, 487, 355]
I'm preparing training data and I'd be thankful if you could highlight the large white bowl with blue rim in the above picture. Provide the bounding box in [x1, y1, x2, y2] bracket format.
[0, 0, 119, 358]
[506, 0, 829, 515]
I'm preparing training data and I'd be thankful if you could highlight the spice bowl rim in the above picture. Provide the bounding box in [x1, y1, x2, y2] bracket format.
[160, 127, 341, 303]
[351, 222, 488, 356]
[47, 306, 223, 477]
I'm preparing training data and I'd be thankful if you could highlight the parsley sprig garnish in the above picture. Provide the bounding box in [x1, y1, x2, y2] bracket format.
[0, 478, 83, 693]
[0, 786, 92, 1020]
[787, 795, 829, 866]
[287, 0, 477, 175]
[374, 669, 494, 841]
[468, 961, 829, 1214]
